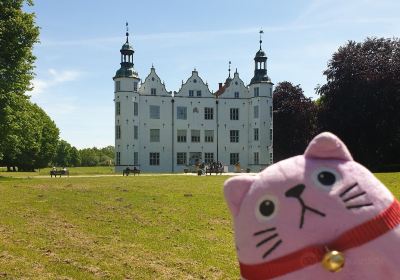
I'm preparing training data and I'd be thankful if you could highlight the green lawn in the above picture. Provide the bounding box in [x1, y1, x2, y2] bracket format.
[0, 166, 116, 177]
[0, 172, 399, 279]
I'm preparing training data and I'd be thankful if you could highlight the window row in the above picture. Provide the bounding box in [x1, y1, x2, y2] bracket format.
[118, 151, 263, 166]
[123, 104, 271, 121]
[121, 126, 269, 144]
[115, 81, 138, 92]
[177, 129, 214, 143]
[253, 87, 273, 97]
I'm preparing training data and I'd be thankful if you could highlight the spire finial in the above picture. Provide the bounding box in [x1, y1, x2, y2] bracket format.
[259, 29, 264, 50]
[126, 22, 129, 43]
[228, 61, 231, 78]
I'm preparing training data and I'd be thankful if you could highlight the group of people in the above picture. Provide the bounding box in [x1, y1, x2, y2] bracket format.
[52, 166, 68, 173]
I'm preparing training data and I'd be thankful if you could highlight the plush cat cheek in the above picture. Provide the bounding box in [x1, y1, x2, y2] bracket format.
[255, 195, 279, 222]
[312, 167, 342, 191]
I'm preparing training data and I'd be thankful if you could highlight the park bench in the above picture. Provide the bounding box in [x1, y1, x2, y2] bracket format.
[122, 167, 140, 176]
[50, 169, 69, 177]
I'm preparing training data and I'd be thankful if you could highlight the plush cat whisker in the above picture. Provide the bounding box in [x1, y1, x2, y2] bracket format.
[256, 233, 279, 248]
[342, 191, 366, 203]
[339, 182, 358, 198]
[346, 203, 374, 210]
[254, 227, 276, 236]
[262, 240, 283, 259]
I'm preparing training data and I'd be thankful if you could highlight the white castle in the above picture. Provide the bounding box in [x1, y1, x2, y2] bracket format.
[113, 27, 273, 173]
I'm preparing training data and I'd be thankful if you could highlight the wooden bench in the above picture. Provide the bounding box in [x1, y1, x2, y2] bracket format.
[50, 170, 69, 177]
[122, 168, 140, 176]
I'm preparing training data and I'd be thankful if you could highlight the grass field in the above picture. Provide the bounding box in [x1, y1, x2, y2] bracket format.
[0, 172, 399, 279]
[0, 166, 116, 177]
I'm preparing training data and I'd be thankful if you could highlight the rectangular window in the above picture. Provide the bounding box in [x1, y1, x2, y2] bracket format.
[149, 152, 160, 165]
[270, 88, 272, 96]
[177, 152, 187, 165]
[189, 90, 194, 97]
[230, 130, 239, 143]
[230, 108, 239, 120]
[254, 152, 259, 165]
[115, 81, 121, 92]
[134, 102, 138, 116]
[191, 130, 200, 143]
[270, 105, 273, 118]
[230, 153, 239, 165]
[149, 105, 160, 119]
[234, 91, 239, 99]
[134, 125, 138, 139]
[204, 153, 214, 163]
[116, 151, 121, 165]
[270, 152, 273, 163]
[134, 152, 138, 165]
[150, 129, 160, 142]
[177, 129, 187, 142]
[204, 107, 214, 120]
[116, 125, 121, 139]
[197, 90, 202, 97]
[133, 82, 138, 92]
[151, 88, 156, 95]
[254, 87, 259, 97]
[270, 128, 273, 141]
[254, 128, 259, 141]
[177, 106, 187, 120]
[204, 130, 214, 142]
[254, 105, 259, 119]
[116, 101, 121, 115]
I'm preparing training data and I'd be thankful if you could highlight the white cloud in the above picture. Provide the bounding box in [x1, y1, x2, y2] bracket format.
[31, 68, 82, 96]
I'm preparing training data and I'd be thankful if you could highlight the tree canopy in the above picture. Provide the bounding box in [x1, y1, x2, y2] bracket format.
[0, 1, 60, 171]
[273, 81, 317, 162]
[318, 37, 400, 169]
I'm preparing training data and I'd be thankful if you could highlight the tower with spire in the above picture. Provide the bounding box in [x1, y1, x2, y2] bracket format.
[113, 23, 141, 168]
[248, 29, 274, 165]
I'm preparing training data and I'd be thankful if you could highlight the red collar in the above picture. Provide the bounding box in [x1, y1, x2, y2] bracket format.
[240, 199, 400, 280]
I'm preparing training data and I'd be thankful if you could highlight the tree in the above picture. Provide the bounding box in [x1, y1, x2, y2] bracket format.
[53, 140, 73, 167]
[318, 38, 400, 169]
[273, 81, 318, 162]
[0, 0, 40, 161]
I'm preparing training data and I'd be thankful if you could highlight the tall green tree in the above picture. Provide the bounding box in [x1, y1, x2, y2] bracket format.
[273, 81, 318, 162]
[0, 0, 40, 166]
[53, 140, 73, 167]
[318, 38, 400, 169]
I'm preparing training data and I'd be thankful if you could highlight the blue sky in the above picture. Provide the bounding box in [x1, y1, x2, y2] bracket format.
[28, 0, 400, 148]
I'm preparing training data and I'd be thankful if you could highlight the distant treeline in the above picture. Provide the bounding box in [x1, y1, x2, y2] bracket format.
[52, 141, 115, 168]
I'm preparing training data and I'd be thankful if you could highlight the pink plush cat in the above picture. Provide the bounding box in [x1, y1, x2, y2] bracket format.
[224, 132, 400, 280]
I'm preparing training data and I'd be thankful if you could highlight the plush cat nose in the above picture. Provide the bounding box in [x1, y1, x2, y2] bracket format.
[285, 184, 305, 198]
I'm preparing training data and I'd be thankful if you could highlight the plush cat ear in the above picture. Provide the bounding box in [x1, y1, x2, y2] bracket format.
[224, 176, 255, 217]
[304, 132, 353, 161]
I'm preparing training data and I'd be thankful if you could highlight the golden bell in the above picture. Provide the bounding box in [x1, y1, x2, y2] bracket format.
[321, 250, 345, 272]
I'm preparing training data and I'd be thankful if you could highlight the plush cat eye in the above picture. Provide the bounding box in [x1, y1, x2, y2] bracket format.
[259, 200, 275, 217]
[255, 195, 278, 222]
[312, 168, 341, 190]
[318, 171, 336, 186]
